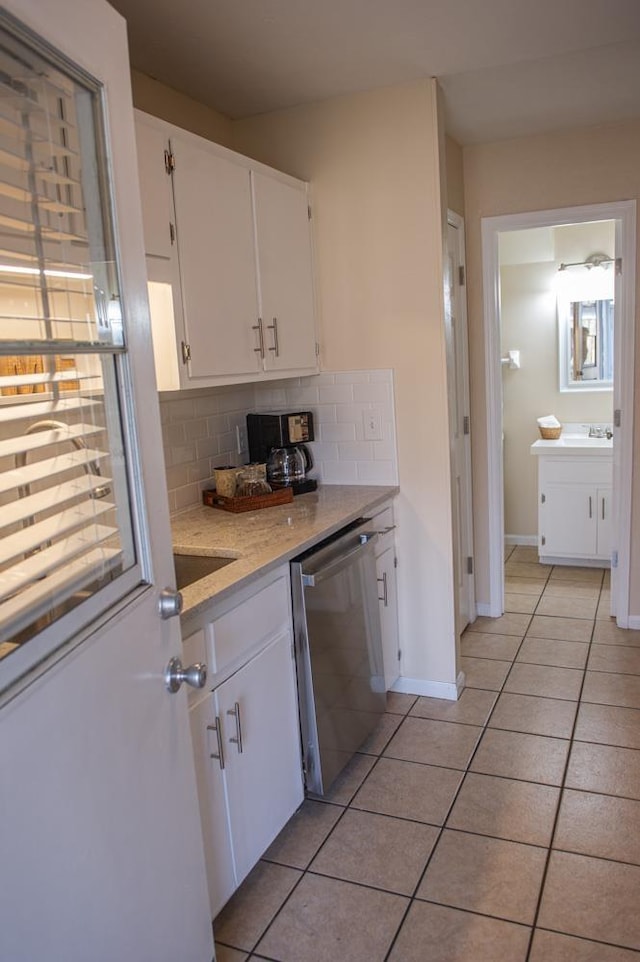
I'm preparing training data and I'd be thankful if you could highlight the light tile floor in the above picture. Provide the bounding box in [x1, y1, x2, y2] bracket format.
[213, 546, 640, 961]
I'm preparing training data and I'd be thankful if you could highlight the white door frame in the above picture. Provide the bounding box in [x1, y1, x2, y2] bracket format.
[481, 200, 636, 624]
[447, 210, 476, 629]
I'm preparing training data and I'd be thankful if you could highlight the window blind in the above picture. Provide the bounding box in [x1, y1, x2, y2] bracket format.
[0, 24, 135, 661]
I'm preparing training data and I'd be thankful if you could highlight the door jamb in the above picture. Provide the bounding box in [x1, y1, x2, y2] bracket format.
[481, 200, 636, 625]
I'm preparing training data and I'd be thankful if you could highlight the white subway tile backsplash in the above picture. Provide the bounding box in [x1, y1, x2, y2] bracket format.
[309, 441, 339, 462]
[357, 460, 396, 483]
[338, 440, 374, 461]
[161, 368, 398, 512]
[321, 461, 359, 483]
[320, 422, 356, 443]
[284, 384, 321, 406]
[352, 382, 391, 403]
[334, 370, 369, 383]
[318, 383, 354, 404]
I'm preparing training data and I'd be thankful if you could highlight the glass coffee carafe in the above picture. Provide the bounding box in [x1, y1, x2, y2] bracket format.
[266, 446, 307, 487]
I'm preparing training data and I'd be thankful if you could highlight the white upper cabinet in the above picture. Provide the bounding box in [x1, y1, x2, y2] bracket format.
[171, 132, 261, 379]
[252, 171, 318, 372]
[134, 111, 318, 390]
[135, 118, 174, 259]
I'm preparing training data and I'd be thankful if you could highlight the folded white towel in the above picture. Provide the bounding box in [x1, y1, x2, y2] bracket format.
[537, 415, 561, 428]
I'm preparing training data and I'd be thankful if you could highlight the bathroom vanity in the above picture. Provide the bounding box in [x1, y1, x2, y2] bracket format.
[531, 435, 613, 565]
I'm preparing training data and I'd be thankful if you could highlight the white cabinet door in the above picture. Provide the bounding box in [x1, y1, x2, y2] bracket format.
[171, 135, 261, 379]
[189, 694, 236, 919]
[376, 544, 400, 690]
[597, 486, 613, 560]
[215, 630, 303, 886]
[541, 483, 597, 557]
[135, 117, 174, 259]
[252, 171, 317, 373]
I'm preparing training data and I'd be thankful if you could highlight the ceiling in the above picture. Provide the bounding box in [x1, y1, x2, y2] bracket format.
[108, 0, 640, 144]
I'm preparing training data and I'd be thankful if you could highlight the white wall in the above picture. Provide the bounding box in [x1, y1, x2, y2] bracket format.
[233, 81, 457, 691]
[464, 118, 640, 611]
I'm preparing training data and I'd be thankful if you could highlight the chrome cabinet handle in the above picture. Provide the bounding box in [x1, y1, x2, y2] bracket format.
[252, 317, 265, 357]
[377, 572, 388, 606]
[165, 656, 207, 693]
[588, 496, 593, 519]
[602, 497, 606, 521]
[267, 316, 280, 356]
[227, 701, 243, 754]
[207, 717, 225, 770]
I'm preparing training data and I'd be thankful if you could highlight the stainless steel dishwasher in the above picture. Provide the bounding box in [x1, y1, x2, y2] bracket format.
[291, 518, 386, 795]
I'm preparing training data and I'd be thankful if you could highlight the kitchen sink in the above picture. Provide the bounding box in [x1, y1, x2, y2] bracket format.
[173, 553, 236, 590]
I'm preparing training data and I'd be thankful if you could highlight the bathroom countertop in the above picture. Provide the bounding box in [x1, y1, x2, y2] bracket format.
[530, 434, 613, 457]
[171, 484, 398, 618]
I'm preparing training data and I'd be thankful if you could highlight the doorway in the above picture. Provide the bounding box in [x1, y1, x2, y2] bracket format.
[481, 201, 636, 625]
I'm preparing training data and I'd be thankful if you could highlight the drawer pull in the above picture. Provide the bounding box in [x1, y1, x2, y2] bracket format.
[227, 701, 244, 754]
[207, 717, 225, 770]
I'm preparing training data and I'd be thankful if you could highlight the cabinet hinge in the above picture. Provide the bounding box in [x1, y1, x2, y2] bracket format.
[181, 341, 191, 364]
[307, 204, 312, 220]
[615, 257, 622, 275]
[315, 341, 320, 357]
[394, 555, 398, 569]
[541, 493, 546, 504]
[463, 414, 470, 435]
[614, 409, 621, 428]
[458, 265, 465, 286]
[466, 556, 473, 575]
[164, 148, 175, 175]
[541, 535, 546, 546]
[169, 222, 176, 245]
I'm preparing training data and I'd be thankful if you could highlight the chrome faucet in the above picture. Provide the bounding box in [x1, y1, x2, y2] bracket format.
[588, 424, 613, 439]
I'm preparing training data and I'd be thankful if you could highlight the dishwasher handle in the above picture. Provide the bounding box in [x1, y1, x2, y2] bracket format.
[301, 531, 378, 587]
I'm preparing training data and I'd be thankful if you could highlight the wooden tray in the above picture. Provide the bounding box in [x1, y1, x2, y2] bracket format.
[203, 486, 294, 513]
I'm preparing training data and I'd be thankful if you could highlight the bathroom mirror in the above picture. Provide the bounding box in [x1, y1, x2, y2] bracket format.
[558, 297, 614, 391]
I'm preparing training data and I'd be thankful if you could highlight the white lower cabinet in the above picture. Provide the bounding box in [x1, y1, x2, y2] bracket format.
[536, 456, 613, 564]
[369, 503, 400, 689]
[184, 568, 303, 919]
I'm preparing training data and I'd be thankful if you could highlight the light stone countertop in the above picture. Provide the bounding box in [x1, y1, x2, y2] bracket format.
[171, 484, 398, 618]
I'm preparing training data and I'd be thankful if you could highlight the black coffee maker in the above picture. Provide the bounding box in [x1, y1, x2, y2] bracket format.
[246, 412, 318, 495]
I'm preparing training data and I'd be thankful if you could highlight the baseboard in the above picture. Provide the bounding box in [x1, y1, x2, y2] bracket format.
[390, 675, 461, 701]
[626, 616, 640, 630]
[476, 602, 501, 617]
[539, 555, 610, 568]
[505, 535, 538, 546]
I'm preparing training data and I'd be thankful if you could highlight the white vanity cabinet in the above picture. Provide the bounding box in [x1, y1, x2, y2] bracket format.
[369, 503, 400, 689]
[533, 447, 613, 565]
[182, 567, 303, 918]
[134, 111, 318, 390]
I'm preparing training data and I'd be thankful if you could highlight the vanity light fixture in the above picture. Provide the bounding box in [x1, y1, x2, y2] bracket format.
[558, 251, 616, 273]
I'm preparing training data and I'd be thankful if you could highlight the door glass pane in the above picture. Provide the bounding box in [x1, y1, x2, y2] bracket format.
[0, 18, 137, 685]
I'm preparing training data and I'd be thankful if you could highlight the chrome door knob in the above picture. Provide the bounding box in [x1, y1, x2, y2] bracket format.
[165, 656, 207, 693]
[158, 587, 183, 620]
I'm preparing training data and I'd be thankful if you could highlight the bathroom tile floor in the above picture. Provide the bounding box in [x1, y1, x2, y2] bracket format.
[213, 546, 640, 961]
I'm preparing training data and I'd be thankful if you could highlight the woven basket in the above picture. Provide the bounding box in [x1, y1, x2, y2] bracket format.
[539, 425, 562, 440]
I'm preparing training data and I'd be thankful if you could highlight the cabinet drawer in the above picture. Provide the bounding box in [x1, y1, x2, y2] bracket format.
[208, 574, 289, 675]
[542, 458, 612, 485]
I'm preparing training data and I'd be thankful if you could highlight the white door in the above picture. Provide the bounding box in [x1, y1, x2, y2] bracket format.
[445, 214, 475, 632]
[0, 4, 213, 961]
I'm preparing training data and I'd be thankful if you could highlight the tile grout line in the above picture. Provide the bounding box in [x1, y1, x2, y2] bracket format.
[523, 565, 603, 962]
